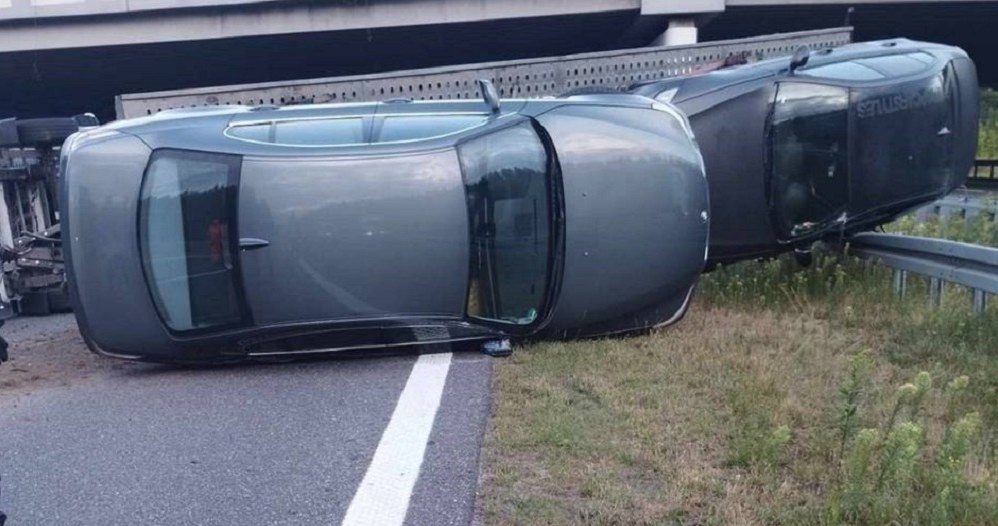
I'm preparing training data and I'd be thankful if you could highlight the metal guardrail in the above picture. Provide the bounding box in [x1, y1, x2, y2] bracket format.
[115, 27, 853, 119]
[969, 159, 998, 189]
[916, 190, 998, 225]
[848, 232, 998, 313]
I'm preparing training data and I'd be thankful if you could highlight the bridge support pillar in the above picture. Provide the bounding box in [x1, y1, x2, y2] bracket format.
[653, 18, 698, 47]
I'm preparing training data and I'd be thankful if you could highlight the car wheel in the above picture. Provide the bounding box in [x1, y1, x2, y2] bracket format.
[15, 118, 80, 147]
[793, 248, 813, 268]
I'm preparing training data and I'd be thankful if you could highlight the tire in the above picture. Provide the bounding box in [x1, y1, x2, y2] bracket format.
[793, 248, 814, 268]
[16, 118, 79, 147]
[558, 85, 622, 98]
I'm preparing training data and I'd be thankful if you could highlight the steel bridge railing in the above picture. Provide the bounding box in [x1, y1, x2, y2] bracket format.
[115, 27, 853, 119]
[848, 232, 998, 313]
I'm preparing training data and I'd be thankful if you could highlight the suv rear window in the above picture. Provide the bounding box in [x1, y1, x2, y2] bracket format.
[139, 150, 247, 332]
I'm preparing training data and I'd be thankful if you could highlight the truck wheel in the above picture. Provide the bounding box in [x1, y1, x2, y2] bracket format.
[15, 118, 80, 147]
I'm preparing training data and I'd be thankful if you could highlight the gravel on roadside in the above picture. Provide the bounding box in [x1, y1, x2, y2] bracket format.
[0, 314, 138, 395]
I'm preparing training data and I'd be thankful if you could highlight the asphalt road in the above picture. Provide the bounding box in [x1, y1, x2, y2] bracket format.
[0, 315, 492, 526]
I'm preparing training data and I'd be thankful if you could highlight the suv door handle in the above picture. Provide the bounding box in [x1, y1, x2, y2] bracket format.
[239, 238, 270, 251]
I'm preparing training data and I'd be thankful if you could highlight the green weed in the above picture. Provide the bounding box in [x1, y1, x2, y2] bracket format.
[820, 367, 991, 526]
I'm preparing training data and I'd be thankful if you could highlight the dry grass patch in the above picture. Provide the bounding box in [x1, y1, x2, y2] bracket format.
[479, 253, 997, 525]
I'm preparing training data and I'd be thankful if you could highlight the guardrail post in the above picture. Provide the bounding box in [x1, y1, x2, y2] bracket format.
[892, 269, 908, 298]
[928, 277, 944, 308]
[972, 290, 988, 313]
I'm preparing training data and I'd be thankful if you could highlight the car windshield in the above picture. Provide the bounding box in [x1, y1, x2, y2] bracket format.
[458, 122, 552, 326]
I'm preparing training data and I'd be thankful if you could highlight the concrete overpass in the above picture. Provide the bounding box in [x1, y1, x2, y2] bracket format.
[1, 0, 996, 120]
[1, 0, 994, 51]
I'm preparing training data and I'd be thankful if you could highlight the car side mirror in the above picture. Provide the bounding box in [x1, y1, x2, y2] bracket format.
[477, 79, 501, 114]
[789, 46, 811, 74]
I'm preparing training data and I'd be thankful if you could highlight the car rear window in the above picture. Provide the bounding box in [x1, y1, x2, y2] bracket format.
[459, 123, 552, 326]
[377, 115, 487, 143]
[139, 150, 247, 332]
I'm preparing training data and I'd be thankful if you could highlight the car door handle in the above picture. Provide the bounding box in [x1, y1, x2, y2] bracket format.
[239, 238, 270, 251]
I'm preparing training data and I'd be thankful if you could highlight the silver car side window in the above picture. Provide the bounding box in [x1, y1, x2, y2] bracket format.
[139, 150, 247, 332]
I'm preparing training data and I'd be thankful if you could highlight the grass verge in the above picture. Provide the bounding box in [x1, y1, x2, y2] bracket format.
[479, 251, 997, 525]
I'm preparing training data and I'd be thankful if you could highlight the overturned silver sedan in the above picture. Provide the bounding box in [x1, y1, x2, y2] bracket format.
[62, 91, 708, 363]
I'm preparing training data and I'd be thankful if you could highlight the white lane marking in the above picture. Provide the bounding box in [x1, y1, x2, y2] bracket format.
[342, 352, 453, 526]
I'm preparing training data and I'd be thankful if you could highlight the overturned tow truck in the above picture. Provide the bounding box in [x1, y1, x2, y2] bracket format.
[0, 115, 98, 362]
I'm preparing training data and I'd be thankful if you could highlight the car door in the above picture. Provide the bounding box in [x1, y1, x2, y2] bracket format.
[234, 115, 474, 327]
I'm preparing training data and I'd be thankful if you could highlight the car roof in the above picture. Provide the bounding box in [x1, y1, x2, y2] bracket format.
[98, 95, 657, 155]
[105, 95, 654, 132]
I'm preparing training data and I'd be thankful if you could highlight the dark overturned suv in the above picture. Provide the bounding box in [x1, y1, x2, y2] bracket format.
[62, 89, 709, 363]
[631, 39, 979, 266]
